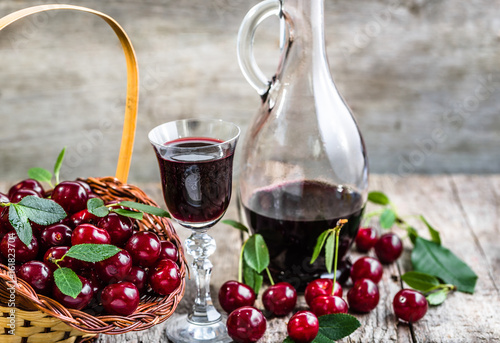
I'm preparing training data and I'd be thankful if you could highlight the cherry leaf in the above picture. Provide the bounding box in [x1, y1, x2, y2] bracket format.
[54, 267, 82, 299]
[312, 313, 361, 342]
[87, 198, 109, 217]
[367, 191, 390, 205]
[243, 234, 269, 273]
[66, 244, 121, 263]
[222, 219, 249, 233]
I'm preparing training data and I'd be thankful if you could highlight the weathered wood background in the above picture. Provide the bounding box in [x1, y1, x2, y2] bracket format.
[0, 0, 499, 183]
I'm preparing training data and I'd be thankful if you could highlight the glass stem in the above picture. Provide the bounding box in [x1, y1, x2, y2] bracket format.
[185, 231, 222, 324]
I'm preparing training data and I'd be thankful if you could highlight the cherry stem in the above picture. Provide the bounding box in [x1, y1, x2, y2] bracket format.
[238, 240, 248, 284]
[0, 203, 10, 208]
[265, 267, 274, 286]
[332, 219, 347, 292]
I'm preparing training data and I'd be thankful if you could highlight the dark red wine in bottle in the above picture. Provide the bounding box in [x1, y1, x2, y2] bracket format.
[243, 180, 364, 290]
[155, 137, 234, 224]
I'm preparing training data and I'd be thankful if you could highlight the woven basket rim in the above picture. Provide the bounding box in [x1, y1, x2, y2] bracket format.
[0, 176, 187, 335]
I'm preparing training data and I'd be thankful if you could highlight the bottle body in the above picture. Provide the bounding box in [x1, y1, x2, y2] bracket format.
[237, 0, 368, 290]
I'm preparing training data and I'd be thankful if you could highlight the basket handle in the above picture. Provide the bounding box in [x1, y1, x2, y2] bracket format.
[0, 4, 139, 183]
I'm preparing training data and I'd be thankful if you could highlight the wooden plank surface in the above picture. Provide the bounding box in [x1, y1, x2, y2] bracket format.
[1, 175, 498, 342]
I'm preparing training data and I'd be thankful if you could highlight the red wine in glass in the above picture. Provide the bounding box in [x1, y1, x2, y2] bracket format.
[155, 137, 234, 226]
[243, 180, 364, 290]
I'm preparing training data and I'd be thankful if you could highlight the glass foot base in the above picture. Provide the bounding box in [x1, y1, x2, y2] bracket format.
[166, 314, 232, 343]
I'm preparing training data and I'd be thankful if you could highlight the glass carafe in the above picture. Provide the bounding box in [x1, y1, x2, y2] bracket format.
[237, 0, 369, 290]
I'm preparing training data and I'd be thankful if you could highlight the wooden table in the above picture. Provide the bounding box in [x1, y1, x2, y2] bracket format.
[19, 174, 498, 342]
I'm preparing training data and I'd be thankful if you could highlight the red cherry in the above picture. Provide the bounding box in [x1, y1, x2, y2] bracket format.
[101, 282, 140, 316]
[75, 180, 93, 194]
[347, 278, 380, 313]
[304, 278, 342, 307]
[148, 259, 181, 295]
[287, 311, 319, 343]
[262, 282, 297, 316]
[218, 280, 256, 314]
[375, 233, 403, 264]
[18, 261, 53, 295]
[53, 275, 94, 310]
[40, 224, 72, 250]
[355, 227, 378, 252]
[72, 224, 111, 245]
[0, 231, 39, 263]
[8, 179, 44, 199]
[96, 249, 132, 284]
[226, 306, 266, 343]
[44, 246, 80, 272]
[310, 295, 348, 316]
[393, 289, 428, 322]
[159, 240, 179, 263]
[98, 212, 134, 247]
[125, 231, 161, 267]
[10, 189, 41, 203]
[70, 209, 100, 227]
[81, 269, 103, 295]
[350, 256, 383, 284]
[51, 181, 88, 215]
[0, 208, 12, 240]
[124, 266, 148, 293]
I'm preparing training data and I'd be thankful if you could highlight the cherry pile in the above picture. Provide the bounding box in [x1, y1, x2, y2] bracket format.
[0, 179, 181, 316]
[220, 226, 428, 343]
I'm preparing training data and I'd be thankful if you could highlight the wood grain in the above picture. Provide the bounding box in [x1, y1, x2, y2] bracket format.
[0, 0, 499, 183]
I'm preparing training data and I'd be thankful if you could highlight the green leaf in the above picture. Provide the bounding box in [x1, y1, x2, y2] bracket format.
[54, 147, 66, 184]
[324, 233, 335, 274]
[117, 201, 170, 218]
[112, 208, 144, 220]
[401, 271, 441, 292]
[222, 219, 249, 233]
[411, 237, 477, 293]
[420, 215, 441, 245]
[18, 196, 67, 226]
[87, 198, 109, 217]
[54, 267, 82, 299]
[367, 191, 390, 205]
[243, 259, 263, 294]
[426, 289, 448, 306]
[283, 338, 294, 343]
[243, 234, 269, 273]
[312, 313, 361, 342]
[310, 230, 330, 264]
[65, 244, 121, 262]
[9, 204, 33, 247]
[28, 167, 53, 184]
[407, 226, 419, 245]
[379, 208, 396, 229]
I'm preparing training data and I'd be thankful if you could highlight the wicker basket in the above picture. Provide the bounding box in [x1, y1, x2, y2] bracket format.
[0, 5, 186, 343]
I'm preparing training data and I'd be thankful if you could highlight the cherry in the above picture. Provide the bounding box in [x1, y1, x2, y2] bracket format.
[124, 266, 148, 293]
[40, 224, 72, 250]
[70, 209, 99, 227]
[350, 256, 383, 284]
[226, 306, 266, 343]
[96, 249, 132, 284]
[0, 231, 39, 263]
[98, 213, 134, 247]
[393, 289, 428, 323]
[218, 280, 256, 314]
[72, 224, 111, 245]
[82, 269, 103, 295]
[75, 180, 93, 194]
[262, 282, 297, 316]
[10, 189, 41, 203]
[304, 278, 342, 307]
[8, 179, 44, 199]
[347, 278, 380, 313]
[53, 275, 94, 310]
[18, 261, 53, 295]
[44, 246, 80, 272]
[355, 227, 378, 252]
[287, 311, 319, 343]
[375, 232, 403, 264]
[125, 231, 161, 267]
[101, 282, 140, 316]
[0, 192, 9, 203]
[51, 181, 88, 214]
[159, 240, 179, 263]
[0, 209, 12, 240]
[148, 259, 181, 295]
[310, 295, 348, 316]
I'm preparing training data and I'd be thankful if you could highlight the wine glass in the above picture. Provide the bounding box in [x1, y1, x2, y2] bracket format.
[149, 118, 240, 343]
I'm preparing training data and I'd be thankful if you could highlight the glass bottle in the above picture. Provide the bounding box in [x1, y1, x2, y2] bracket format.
[237, 0, 369, 290]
